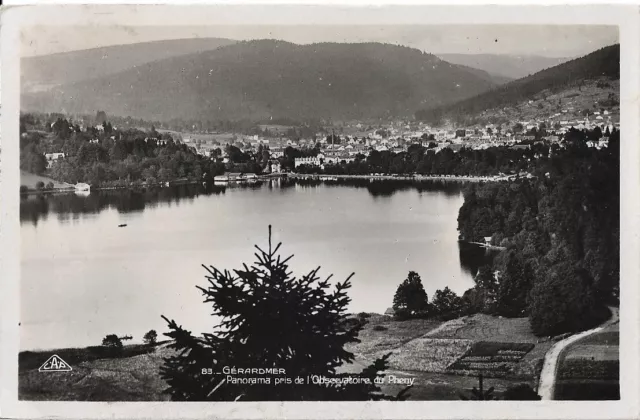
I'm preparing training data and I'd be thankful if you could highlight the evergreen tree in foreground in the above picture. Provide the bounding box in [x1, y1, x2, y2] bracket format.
[161, 226, 409, 401]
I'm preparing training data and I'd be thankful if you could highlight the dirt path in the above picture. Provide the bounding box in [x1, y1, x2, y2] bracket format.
[537, 307, 619, 400]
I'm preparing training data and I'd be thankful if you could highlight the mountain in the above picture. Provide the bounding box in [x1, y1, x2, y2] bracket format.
[417, 44, 619, 124]
[437, 53, 571, 80]
[21, 38, 237, 93]
[22, 40, 499, 122]
[454, 64, 513, 85]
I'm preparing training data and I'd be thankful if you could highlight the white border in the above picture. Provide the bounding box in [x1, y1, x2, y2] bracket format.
[1, 4, 639, 420]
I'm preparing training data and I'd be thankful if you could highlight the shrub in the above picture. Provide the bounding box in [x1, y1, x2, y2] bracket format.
[431, 287, 463, 315]
[143, 329, 158, 345]
[101, 334, 123, 355]
[503, 384, 541, 400]
[35, 181, 45, 190]
[46, 181, 55, 189]
[373, 325, 388, 331]
[20, 185, 29, 194]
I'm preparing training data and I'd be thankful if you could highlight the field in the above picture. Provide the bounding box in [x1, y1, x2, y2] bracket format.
[20, 170, 73, 189]
[554, 320, 620, 400]
[20, 313, 548, 401]
[344, 313, 547, 399]
[19, 344, 172, 401]
[447, 342, 535, 378]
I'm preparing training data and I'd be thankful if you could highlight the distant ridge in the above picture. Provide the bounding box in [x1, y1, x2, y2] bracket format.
[22, 39, 500, 122]
[437, 53, 572, 80]
[21, 37, 237, 92]
[417, 44, 620, 123]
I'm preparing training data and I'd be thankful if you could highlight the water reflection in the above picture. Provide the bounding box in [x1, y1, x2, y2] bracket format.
[458, 240, 499, 277]
[21, 179, 463, 226]
[20, 184, 226, 226]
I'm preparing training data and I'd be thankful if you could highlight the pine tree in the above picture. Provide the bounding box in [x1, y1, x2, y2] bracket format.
[161, 226, 408, 401]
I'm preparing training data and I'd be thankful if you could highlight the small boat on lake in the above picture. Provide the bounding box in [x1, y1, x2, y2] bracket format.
[118, 224, 128, 228]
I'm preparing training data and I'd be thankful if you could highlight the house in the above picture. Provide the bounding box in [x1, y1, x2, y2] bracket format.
[270, 161, 282, 173]
[45, 152, 65, 168]
[75, 183, 90, 192]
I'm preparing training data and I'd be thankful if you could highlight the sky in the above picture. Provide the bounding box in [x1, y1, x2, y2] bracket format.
[21, 24, 619, 58]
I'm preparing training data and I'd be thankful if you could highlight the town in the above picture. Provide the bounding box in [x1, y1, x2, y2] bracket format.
[31, 85, 619, 186]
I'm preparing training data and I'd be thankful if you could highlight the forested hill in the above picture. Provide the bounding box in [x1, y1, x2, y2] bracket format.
[22, 40, 498, 122]
[416, 44, 620, 124]
[21, 38, 237, 93]
[437, 53, 570, 80]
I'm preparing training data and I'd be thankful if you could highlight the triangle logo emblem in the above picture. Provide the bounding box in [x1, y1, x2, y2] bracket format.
[38, 354, 72, 372]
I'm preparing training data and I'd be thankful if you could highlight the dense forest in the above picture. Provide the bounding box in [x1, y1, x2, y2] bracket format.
[456, 131, 619, 336]
[388, 130, 619, 337]
[415, 44, 620, 125]
[19, 115, 232, 187]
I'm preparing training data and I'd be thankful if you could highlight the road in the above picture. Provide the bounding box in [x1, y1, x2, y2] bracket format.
[537, 306, 619, 400]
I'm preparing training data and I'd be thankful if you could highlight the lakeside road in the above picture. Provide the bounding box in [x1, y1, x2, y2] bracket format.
[287, 173, 512, 182]
[537, 306, 619, 400]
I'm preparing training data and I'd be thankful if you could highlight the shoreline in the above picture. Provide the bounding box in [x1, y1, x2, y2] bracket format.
[19, 172, 514, 196]
[287, 173, 512, 182]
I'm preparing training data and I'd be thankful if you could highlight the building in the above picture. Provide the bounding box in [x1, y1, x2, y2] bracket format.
[75, 183, 90, 192]
[270, 161, 282, 173]
[45, 152, 65, 168]
[295, 156, 322, 168]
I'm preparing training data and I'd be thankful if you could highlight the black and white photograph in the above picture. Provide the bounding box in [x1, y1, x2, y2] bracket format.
[0, 4, 638, 418]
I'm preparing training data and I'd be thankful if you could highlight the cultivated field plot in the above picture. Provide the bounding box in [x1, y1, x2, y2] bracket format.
[447, 341, 535, 378]
[386, 338, 473, 373]
[345, 314, 442, 358]
[428, 314, 541, 343]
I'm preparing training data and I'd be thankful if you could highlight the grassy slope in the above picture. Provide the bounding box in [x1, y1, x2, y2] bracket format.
[20, 170, 73, 189]
[19, 344, 172, 401]
[20, 314, 546, 401]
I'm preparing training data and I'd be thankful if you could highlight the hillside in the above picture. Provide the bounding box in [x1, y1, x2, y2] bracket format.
[22, 40, 499, 122]
[437, 53, 571, 80]
[417, 44, 620, 124]
[21, 38, 237, 93]
[455, 64, 513, 85]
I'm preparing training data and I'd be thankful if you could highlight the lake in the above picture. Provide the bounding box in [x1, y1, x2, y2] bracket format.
[20, 179, 492, 350]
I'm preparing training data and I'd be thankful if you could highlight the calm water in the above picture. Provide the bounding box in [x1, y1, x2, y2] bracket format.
[20, 179, 491, 350]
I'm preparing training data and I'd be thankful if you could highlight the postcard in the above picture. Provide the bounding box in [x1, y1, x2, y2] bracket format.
[0, 3, 638, 419]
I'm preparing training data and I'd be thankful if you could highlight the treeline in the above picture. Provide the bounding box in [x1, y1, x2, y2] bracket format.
[21, 111, 324, 139]
[456, 132, 619, 336]
[415, 44, 620, 125]
[295, 143, 543, 177]
[294, 126, 616, 178]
